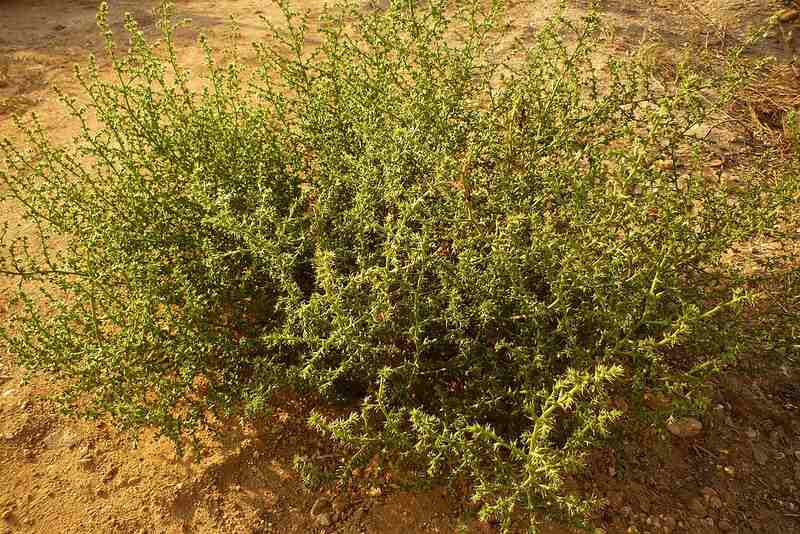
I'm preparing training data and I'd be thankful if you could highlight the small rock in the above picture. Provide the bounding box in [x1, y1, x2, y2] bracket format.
[366, 487, 382, 497]
[775, 452, 786, 461]
[311, 497, 331, 517]
[777, 9, 799, 23]
[102, 467, 119, 483]
[315, 512, 331, 527]
[0, 510, 10, 522]
[53, 24, 67, 31]
[667, 417, 703, 438]
[794, 450, 800, 461]
[745, 428, 758, 440]
[718, 519, 733, 532]
[655, 159, 674, 171]
[662, 515, 677, 530]
[1, 389, 15, 398]
[44, 428, 80, 450]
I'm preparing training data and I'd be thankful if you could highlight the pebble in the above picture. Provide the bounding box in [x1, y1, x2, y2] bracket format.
[102, 467, 118, 483]
[655, 159, 674, 171]
[745, 428, 758, 440]
[667, 417, 703, 438]
[44, 429, 80, 450]
[0, 510, 10, 522]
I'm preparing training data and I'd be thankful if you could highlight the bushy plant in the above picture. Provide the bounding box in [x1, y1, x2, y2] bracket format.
[1, 0, 796, 530]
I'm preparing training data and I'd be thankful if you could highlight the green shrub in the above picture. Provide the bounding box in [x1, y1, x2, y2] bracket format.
[1, 0, 795, 530]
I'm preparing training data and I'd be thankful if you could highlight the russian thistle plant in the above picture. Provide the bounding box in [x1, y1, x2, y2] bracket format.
[1, 1, 796, 530]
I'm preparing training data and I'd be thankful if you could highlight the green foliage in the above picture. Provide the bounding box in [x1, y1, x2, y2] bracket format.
[1, 1, 796, 530]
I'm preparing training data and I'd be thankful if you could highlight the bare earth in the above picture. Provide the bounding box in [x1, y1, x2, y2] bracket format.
[1, 1, 799, 533]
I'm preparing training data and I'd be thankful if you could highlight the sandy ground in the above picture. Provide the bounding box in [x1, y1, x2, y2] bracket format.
[1, 1, 799, 533]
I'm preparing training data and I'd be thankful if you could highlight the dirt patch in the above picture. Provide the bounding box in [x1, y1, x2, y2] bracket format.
[0, 1, 799, 533]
